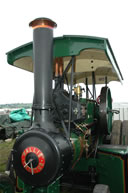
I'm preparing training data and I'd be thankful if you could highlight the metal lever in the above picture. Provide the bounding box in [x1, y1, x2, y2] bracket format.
[108, 109, 120, 114]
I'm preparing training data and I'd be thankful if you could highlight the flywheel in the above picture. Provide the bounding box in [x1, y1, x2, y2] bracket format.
[99, 87, 112, 134]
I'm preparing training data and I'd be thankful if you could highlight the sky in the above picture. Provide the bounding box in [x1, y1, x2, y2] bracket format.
[0, 0, 128, 104]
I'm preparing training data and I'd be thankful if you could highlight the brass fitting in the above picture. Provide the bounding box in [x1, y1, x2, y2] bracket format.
[74, 85, 82, 99]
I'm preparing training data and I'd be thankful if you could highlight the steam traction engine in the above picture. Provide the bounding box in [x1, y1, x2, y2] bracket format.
[2, 18, 128, 193]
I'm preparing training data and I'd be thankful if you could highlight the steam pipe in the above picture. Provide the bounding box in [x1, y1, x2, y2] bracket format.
[29, 18, 57, 131]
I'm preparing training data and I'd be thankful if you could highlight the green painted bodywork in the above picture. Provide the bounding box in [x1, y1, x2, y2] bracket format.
[54, 36, 106, 57]
[97, 149, 126, 193]
[22, 180, 60, 193]
[7, 36, 108, 63]
[80, 99, 96, 125]
[71, 132, 82, 163]
[17, 177, 24, 191]
[74, 157, 97, 172]
[86, 100, 95, 125]
[6, 35, 123, 83]
[71, 145, 127, 193]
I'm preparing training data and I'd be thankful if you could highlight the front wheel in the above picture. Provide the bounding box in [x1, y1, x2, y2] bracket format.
[0, 173, 15, 193]
[93, 184, 110, 193]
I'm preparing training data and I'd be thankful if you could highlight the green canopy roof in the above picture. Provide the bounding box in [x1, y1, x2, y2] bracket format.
[6, 35, 123, 84]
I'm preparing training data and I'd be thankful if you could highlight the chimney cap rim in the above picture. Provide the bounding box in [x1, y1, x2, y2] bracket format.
[29, 17, 57, 29]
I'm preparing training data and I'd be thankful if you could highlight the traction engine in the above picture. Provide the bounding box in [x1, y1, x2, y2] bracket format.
[2, 18, 128, 193]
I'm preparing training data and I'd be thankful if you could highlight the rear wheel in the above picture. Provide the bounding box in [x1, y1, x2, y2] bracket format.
[111, 120, 122, 145]
[121, 120, 128, 145]
[93, 184, 110, 193]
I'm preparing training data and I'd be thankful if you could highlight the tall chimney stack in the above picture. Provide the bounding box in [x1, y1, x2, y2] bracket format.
[29, 18, 57, 131]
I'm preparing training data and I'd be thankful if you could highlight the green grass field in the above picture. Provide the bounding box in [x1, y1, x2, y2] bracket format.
[0, 140, 15, 173]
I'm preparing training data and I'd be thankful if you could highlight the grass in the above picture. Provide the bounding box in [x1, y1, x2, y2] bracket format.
[0, 140, 15, 173]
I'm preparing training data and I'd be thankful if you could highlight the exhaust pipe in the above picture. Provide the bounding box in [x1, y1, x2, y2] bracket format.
[29, 18, 57, 131]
